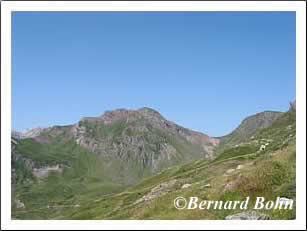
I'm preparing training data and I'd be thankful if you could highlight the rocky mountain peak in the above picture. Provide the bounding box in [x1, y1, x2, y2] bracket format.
[67, 107, 221, 174]
[80, 107, 163, 125]
[99, 108, 136, 124]
[137, 107, 162, 117]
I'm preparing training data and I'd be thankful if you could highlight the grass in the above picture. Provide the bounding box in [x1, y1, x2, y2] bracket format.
[12, 110, 296, 220]
[15, 137, 83, 167]
[13, 144, 296, 219]
[212, 145, 258, 163]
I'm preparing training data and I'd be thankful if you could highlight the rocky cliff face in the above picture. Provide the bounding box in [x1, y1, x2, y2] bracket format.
[12, 107, 220, 185]
[13, 107, 285, 182]
[69, 107, 219, 173]
[23, 127, 48, 138]
[12, 106, 296, 220]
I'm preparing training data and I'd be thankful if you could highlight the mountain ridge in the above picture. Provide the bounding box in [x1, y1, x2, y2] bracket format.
[11, 105, 296, 220]
[12, 107, 220, 186]
[218, 110, 284, 148]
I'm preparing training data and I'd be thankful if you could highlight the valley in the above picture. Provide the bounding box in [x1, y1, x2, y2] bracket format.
[11, 105, 296, 220]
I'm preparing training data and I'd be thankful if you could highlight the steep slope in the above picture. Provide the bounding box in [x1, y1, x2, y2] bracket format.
[12, 106, 295, 220]
[11, 107, 220, 218]
[32, 107, 219, 179]
[219, 111, 283, 149]
[41, 109, 294, 220]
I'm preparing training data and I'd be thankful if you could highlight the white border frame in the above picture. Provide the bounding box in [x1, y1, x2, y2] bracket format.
[1, 1, 306, 230]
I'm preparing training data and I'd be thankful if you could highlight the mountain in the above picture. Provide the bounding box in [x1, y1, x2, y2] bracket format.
[11, 108, 219, 186]
[23, 127, 47, 138]
[73, 107, 220, 164]
[81, 108, 293, 220]
[218, 111, 283, 149]
[11, 127, 48, 139]
[11, 130, 24, 139]
[11, 106, 296, 220]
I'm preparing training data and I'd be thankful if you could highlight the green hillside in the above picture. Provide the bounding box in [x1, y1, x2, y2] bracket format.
[12, 108, 295, 220]
[219, 111, 283, 149]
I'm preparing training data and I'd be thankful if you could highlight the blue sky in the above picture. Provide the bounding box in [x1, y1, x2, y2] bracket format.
[12, 12, 296, 137]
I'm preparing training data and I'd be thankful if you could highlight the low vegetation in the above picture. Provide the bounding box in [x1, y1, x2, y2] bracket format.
[12, 109, 296, 220]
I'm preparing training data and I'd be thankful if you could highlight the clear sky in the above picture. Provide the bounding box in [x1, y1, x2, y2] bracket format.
[12, 11, 296, 137]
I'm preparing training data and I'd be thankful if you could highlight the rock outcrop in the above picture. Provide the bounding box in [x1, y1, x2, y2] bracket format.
[32, 164, 63, 178]
[135, 179, 177, 204]
[23, 127, 48, 138]
[225, 211, 270, 220]
[68, 107, 220, 173]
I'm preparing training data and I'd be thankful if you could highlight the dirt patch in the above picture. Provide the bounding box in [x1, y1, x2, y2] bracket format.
[32, 165, 63, 178]
[135, 179, 177, 204]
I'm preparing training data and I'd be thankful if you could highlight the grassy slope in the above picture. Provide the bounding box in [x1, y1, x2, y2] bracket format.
[12, 116, 212, 219]
[12, 110, 296, 220]
[12, 136, 128, 219]
[218, 111, 283, 149]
